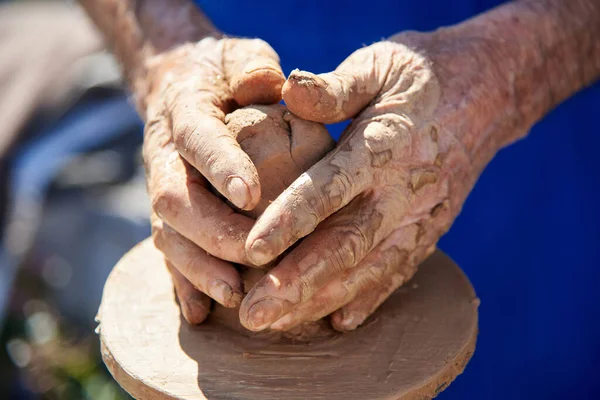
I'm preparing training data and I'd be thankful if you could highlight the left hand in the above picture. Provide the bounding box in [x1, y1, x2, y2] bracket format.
[238, 32, 499, 332]
[143, 37, 286, 324]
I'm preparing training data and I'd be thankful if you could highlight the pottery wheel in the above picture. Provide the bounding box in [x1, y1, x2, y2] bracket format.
[97, 238, 478, 400]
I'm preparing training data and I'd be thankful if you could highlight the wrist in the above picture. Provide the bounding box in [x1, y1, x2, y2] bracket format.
[131, 2, 221, 114]
[423, 0, 599, 167]
[134, 0, 220, 54]
[80, 0, 220, 115]
[460, 0, 599, 127]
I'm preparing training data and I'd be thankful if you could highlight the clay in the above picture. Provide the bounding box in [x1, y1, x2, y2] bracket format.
[225, 104, 334, 218]
[98, 238, 478, 400]
[219, 104, 334, 336]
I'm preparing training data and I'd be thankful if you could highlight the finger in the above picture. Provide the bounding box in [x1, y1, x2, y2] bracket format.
[330, 274, 405, 333]
[268, 232, 406, 331]
[166, 261, 211, 325]
[153, 214, 243, 308]
[223, 38, 285, 106]
[245, 118, 387, 266]
[240, 193, 399, 331]
[331, 228, 437, 332]
[331, 201, 454, 332]
[150, 153, 255, 264]
[165, 59, 261, 210]
[144, 109, 256, 265]
[269, 275, 353, 332]
[282, 44, 389, 124]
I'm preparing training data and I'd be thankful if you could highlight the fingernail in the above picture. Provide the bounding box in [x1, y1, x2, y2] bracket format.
[242, 60, 282, 75]
[226, 176, 251, 210]
[287, 70, 322, 87]
[245, 298, 284, 331]
[247, 238, 275, 266]
[341, 312, 363, 331]
[331, 310, 361, 332]
[208, 279, 241, 308]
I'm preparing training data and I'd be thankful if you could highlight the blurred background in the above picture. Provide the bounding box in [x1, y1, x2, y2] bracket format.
[1, 0, 599, 399]
[0, 1, 144, 398]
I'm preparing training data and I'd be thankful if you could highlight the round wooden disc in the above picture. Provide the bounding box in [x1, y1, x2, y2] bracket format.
[98, 238, 478, 400]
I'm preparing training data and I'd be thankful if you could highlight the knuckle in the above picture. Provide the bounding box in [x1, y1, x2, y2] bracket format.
[408, 247, 426, 267]
[151, 185, 179, 220]
[330, 231, 363, 273]
[297, 274, 315, 304]
[374, 246, 407, 286]
[151, 221, 166, 251]
[172, 117, 198, 149]
[249, 37, 268, 48]
[142, 119, 173, 173]
[306, 185, 329, 219]
[201, 146, 221, 177]
[346, 44, 377, 66]
[364, 117, 411, 162]
[344, 226, 368, 264]
[315, 169, 355, 216]
[180, 255, 199, 278]
[249, 38, 278, 58]
[364, 261, 387, 286]
[345, 214, 372, 249]
[372, 41, 394, 53]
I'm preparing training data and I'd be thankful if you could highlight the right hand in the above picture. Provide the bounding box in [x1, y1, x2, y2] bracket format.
[142, 36, 285, 324]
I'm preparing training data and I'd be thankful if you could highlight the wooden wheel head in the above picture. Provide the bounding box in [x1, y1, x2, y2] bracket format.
[98, 238, 478, 399]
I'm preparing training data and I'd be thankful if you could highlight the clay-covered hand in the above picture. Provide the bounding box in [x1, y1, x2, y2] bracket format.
[143, 37, 285, 324]
[240, 32, 493, 332]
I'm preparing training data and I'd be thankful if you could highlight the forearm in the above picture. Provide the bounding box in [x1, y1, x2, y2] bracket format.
[430, 0, 600, 165]
[79, 0, 218, 108]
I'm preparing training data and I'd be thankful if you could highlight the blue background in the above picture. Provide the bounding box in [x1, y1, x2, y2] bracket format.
[196, 0, 600, 398]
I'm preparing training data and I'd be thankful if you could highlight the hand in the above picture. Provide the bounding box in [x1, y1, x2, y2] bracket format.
[239, 32, 493, 332]
[143, 36, 285, 324]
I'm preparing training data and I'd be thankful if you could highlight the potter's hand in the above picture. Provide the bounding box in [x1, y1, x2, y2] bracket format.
[240, 0, 600, 329]
[80, 0, 287, 324]
[239, 34, 474, 332]
[144, 37, 285, 323]
[241, 0, 600, 331]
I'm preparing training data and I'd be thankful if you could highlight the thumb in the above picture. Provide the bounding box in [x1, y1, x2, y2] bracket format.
[223, 38, 285, 106]
[282, 44, 389, 124]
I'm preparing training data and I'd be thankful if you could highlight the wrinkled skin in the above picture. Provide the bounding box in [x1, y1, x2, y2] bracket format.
[143, 37, 286, 324]
[240, 34, 468, 332]
[83, 0, 599, 331]
[237, 0, 600, 333]
[239, 17, 594, 331]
